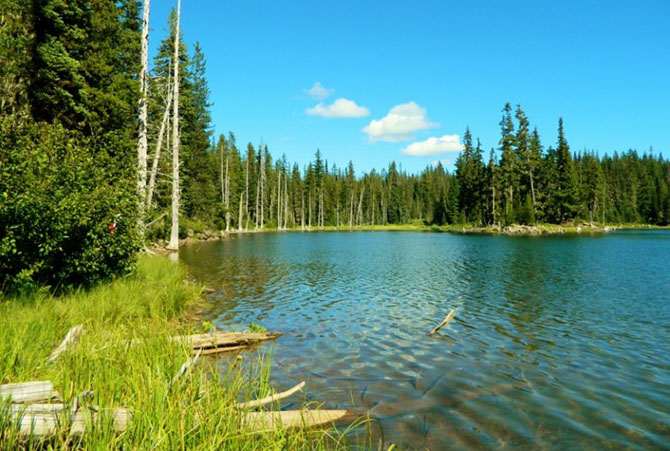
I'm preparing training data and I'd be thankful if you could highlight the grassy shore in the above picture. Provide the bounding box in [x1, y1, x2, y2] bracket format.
[0, 255, 364, 449]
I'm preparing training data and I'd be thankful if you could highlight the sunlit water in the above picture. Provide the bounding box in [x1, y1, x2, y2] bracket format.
[180, 230, 670, 449]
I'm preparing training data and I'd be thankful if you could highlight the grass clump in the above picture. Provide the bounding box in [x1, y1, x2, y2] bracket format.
[0, 254, 365, 449]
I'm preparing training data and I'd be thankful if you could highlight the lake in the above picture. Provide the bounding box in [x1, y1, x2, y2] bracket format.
[180, 230, 670, 449]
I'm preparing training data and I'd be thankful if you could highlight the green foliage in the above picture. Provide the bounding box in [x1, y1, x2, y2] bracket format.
[247, 322, 267, 333]
[0, 119, 140, 293]
[456, 128, 485, 224]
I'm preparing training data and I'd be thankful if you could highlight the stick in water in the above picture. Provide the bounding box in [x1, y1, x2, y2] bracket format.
[236, 381, 306, 409]
[429, 309, 455, 335]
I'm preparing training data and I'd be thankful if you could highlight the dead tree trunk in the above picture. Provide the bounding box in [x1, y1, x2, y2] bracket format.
[137, 0, 150, 231]
[319, 186, 324, 228]
[356, 185, 365, 226]
[371, 192, 375, 225]
[284, 172, 289, 229]
[245, 153, 249, 231]
[225, 155, 230, 231]
[349, 189, 354, 229]
[301, 192, 305, 230]
[146, 76, 171, 211]
[167, 0, 181, 251]
[259, 145, 265, 228]
[238, 192, 244, 232]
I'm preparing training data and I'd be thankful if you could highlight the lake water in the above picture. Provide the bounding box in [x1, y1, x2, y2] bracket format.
[180, 230, 670, 449]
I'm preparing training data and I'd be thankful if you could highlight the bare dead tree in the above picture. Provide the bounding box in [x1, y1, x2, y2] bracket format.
[146, 69, 171, 210]
[137, 0, 150, 231]
[167, 0, 181, 251]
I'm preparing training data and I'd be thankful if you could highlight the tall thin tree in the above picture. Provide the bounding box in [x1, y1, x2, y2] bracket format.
[137, 0, 150, 231]
[167, 0, 181, 251]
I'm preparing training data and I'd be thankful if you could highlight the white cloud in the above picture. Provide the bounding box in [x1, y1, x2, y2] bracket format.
[305, 98, 370, 118]
[401, 134, 464, 156]
[306, 82, 335, 100]
[362, 102, 438, 143]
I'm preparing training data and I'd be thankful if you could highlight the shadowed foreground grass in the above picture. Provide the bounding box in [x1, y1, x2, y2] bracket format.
[0, 255, 368, 449]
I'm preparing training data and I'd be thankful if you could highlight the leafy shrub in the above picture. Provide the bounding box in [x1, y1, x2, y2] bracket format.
[0, 118, 140, 294]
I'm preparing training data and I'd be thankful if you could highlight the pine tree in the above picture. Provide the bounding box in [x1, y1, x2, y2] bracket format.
[182, 42, 215, 221]
[527, 128, 543, 221]
[499, 103, 518, 224]
[455, 127, 484, 223]
[553, 118, 578, 223]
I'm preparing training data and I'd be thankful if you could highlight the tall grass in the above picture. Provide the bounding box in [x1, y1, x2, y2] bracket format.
[0, 255, 369, 449]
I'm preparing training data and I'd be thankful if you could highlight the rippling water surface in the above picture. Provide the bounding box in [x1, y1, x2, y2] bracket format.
[180, 230, 670, 449]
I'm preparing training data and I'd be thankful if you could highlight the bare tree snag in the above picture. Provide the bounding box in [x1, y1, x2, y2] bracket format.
[146, 81, 171, 210]
[137, 0, 150, 230]
[167, 0, 181, 251]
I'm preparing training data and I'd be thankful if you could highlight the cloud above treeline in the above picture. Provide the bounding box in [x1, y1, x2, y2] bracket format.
[306, 98, 370, 118]
[306, 82, 335, 100]
[362, 102, 438, 143]
[401, 134, 464, 156]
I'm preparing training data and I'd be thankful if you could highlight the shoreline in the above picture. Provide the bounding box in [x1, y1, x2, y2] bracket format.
[0, 254, 358, 448]
[149, 223, 669, 248]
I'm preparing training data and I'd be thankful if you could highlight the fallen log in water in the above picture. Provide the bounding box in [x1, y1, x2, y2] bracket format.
[429, 309, 455, 335]
[4, 403, 131, 437]
[1, 381, 60, 404]
[123, 331, 282, 355]
[241, 409, 353, 432]
[170, 332, 282, 354]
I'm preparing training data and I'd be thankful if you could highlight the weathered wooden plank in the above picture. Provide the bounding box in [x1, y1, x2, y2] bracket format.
[241, 409, 352, 432]
[0, 381, 60, 404]
[236, 381, 306, 409]
[47, 324, 84, 363]
[69, 408, 131, 435]
[6, 404, 131, 437]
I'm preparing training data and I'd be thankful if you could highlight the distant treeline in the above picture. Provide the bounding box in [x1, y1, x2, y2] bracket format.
[173, 110, 670, 233]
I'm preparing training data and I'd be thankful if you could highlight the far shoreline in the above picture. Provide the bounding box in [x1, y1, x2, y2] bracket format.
[150, 223, 669, 249]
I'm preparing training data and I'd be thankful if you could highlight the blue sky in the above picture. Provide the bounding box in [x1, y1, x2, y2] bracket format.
[148, 0, 669, 174]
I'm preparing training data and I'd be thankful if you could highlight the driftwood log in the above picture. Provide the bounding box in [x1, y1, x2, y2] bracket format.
[241, 409, 353, 432]
[47, 325, 84, 364]
[429, 309, 456, 335]
[1, 382, 60, 404]
[170, 332, 282, 354]
[124, 332, 281, 355]
[236, 381, 306, 409]
[5, 403, 130, 437]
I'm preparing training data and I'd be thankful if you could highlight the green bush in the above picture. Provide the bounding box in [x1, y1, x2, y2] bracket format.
[0, 118, 140, 293]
